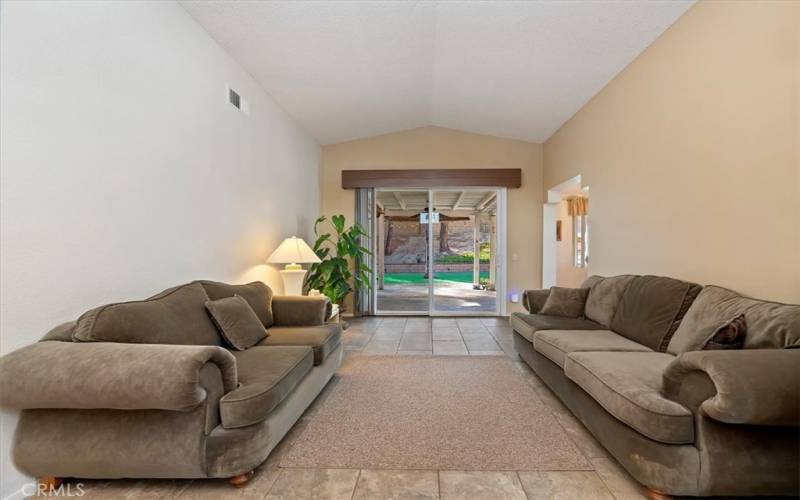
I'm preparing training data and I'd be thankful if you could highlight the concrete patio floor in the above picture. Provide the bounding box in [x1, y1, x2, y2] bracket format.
[376, 282, 497, 313]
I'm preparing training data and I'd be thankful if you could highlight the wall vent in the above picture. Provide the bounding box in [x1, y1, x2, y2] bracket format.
[225, 84, 249, 115]
[228, 88, 241, 109]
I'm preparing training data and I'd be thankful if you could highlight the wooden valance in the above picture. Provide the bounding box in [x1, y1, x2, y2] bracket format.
[341, 169, 521, 189]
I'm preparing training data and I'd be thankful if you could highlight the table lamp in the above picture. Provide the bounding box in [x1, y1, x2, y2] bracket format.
[266, 236, 321, 295]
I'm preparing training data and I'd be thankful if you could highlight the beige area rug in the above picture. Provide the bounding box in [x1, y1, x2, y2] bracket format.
[281, 356, 592, 471]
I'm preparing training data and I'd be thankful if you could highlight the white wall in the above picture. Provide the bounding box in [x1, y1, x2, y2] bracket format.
[0, 1, 321, 496]
[541, 203, 557, 289]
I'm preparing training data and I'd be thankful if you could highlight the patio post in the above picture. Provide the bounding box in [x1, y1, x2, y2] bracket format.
[473, 213, 480, 286]
[377, 213, 385, 290]
[489, 214, 496, 290]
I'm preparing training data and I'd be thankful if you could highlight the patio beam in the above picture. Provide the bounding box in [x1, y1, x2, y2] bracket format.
[452, 191, 466, 210]
[393, 192, 407, 210]
[480, 199, 497, 214]
[477, 192, 496, 211]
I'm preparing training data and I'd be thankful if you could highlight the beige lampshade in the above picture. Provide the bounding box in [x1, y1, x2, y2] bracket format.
[266, 236, 321, 264]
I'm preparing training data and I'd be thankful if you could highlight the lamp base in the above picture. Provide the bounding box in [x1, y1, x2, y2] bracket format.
[279, 268, 307, 296]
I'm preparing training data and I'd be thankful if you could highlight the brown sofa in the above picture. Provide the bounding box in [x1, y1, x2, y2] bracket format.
[511, 275, 800, 497]
[0, 280, 342, 487]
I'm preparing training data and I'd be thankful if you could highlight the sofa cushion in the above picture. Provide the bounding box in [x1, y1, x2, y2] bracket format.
[565, 351, 694, 444]
[509, 313, 605, 342]
[199, 280, 274, 328]
[610, 276, 702, 352]
[220, 346, 313, 429]
[205, 296, 268, 351]
[668, 286, 800, 354]
[73, 282, 222, 346]
[580, 275, 605, 289]
[533, 329, 652, 368]
[258, 324, 341, 366]
[585, 275, 636, 327]
[539, 287, 589, 318]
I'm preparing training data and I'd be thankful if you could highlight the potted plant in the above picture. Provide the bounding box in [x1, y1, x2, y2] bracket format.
[305, 215, 373, 315]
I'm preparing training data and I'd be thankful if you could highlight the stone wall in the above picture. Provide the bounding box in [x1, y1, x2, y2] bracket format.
[384, 219, 490, 265]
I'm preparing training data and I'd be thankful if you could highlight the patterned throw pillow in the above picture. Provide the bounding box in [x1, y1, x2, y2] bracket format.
[702, 314, 747, 350]
[539, 287, 590, 318]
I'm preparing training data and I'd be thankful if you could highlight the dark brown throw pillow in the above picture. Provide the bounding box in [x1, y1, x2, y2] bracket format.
[522, 289, 551, 313]
[539, 287, 590, 318]
[205, 295, 268, 351]
[702, 314, 747, 350]
[199, 280, 274, 328]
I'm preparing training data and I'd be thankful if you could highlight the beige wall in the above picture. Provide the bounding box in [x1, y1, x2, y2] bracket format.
[544, 0, 799, 302]
[321, 126, 543, 314]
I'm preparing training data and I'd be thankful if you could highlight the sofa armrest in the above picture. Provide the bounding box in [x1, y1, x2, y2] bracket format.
[662, 349, 800, 426]
[272, 295, 330, 326]
[0, 341, 237, 411]
[522, 289, 550, 313]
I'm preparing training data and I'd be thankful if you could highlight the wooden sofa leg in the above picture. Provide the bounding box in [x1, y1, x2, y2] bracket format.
[39, 477, 63, 492]
[229, 471, 254, 488]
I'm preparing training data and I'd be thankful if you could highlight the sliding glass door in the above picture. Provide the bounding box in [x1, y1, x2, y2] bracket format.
[430, 189, 501, 315]
[374, 189, 431, 314]
[374, 188, 505, 316]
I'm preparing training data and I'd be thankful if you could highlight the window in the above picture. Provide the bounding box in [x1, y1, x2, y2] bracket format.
[573, 215, 588, 268]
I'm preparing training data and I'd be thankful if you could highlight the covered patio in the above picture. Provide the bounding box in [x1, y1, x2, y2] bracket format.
[375, 189, 499, 314]
[376, 281, 497, 312]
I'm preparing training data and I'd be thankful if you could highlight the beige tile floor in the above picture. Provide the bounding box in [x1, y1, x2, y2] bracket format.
[38, 316, 660, 500]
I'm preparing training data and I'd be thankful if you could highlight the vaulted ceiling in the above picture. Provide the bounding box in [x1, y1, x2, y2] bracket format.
[179, 0, 694, 145]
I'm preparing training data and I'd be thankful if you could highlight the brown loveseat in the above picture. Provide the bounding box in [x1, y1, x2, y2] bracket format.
[0, 280, 342, 488]
[511, 275, 800, 497]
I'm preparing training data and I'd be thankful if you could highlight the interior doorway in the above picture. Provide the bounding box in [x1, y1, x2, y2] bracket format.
[542, 175, 590, 288]
[373, 188, 506, 316]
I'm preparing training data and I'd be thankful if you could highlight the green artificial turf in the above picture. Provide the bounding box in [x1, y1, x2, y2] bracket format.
[384, 271, 488, 285]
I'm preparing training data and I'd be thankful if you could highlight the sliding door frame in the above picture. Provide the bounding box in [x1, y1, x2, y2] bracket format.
[373, 187, 507, 317]
[373, 187, 430, 316]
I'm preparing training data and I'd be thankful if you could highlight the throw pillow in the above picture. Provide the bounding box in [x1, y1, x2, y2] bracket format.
[199, 280, 274, 328]
[702, 314, 747, 350]
[205, 295, 268, 351]
[522, 289, 551, 313]
[539, 287, 590, 318]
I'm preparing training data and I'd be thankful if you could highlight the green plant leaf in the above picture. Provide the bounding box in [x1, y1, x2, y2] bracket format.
[313, 233, 331, 252]
[352, 224, 369, 237]
[305, 213, 373, 307]
[331, 214, 345, 234]
[314, 216, 329, 234]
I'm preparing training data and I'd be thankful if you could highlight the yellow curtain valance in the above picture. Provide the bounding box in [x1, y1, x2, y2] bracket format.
[566, 196, 588, 216]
